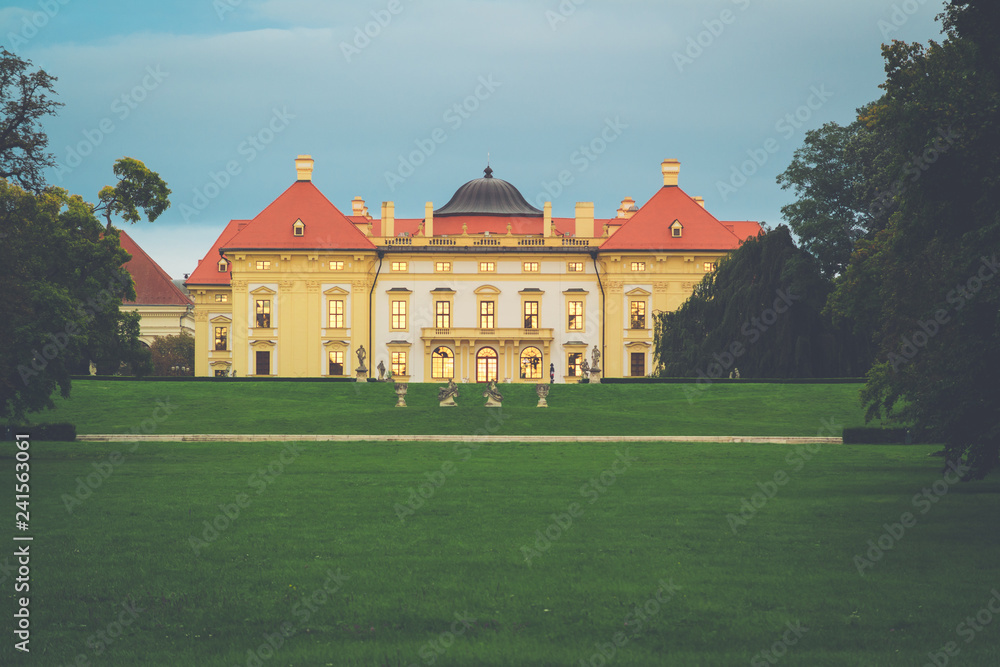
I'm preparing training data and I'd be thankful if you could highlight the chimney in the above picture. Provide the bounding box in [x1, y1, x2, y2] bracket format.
[295, 155, 314, 181]
[424, 202, 434, 237]
[693, 196, 705, 208]
[661, 159, 680, 187]
[352, 196, 369, 218]
[616, 197, 637, 219]
[381, 201, 395, 238]
[543, 202, 552, 238]
[575, 202, 594, 239]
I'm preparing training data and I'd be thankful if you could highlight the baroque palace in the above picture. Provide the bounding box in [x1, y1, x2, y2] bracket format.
[185, 156, 760, 382]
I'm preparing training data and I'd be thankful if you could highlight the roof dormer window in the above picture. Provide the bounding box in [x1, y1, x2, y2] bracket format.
[292, 219, 305, 237]
[670, 219, 683, 238]
[218, 258, 228, 272]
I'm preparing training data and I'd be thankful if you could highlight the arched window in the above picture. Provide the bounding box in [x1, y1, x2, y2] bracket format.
[476, 347, 498, 383]
[520, 347, 543, 380]
[431, 346, 454, 379]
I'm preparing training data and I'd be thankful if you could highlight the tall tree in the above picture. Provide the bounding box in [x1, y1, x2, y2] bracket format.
[93, 157, 172, 230]
[827, 0, 1000, 477]
[0, 181, 142, 422]
[653, 226, 869, 380]
[0, 49, 61, 192]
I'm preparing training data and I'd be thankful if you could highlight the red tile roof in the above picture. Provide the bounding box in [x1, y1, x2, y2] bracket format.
[185, 219, 245, 286]
[599, 185, 761, 251]
[118, 230, 192, 306]
[222, 181, 376, 251]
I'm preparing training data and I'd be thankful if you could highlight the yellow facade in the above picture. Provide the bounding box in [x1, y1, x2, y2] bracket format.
[187, 157, 755, 381]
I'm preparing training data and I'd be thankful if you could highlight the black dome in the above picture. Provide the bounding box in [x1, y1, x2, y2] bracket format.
[434, 166, 543, 217]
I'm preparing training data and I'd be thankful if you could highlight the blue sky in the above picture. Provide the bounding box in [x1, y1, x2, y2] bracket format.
[4, 0, 945, 278]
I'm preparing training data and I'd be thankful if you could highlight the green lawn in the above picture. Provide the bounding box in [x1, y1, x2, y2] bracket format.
[3, 440, 998, 666]
[35, 380, 871, 436]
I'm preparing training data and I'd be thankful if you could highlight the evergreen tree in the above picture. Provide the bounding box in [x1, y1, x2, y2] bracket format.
[653, 226, 868, 379]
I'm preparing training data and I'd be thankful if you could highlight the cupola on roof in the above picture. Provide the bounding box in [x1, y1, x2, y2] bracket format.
[433, 166, 543, 217]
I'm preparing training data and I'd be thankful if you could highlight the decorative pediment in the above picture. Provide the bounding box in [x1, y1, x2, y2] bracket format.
[250, 286, 276, 296]
[474, 285, 501, 294]
[626, 288, 651, 297]
[209, 315, 232, 324]
[324, 286, 350, 296]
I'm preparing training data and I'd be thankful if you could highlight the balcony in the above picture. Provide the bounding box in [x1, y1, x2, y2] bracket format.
[374, 235, 594, 249]
[421, 327, 553, 344]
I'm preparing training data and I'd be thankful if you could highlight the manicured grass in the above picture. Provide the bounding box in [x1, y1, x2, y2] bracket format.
[4, 440, 998, 666]
[34, 380, 871, 436]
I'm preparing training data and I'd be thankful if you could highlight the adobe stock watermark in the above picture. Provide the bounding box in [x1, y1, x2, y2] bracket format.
[750, 620, 809, 666]
[921, 589, 1000, 667]
[383, 75, 502, 192]
[394, 407, 508, 522]
[53, 597, 145, 666]
[531, 117, 628, 209]
[727, 417, 841, 535]
[878, 0, 934, 39]
[213, 0, 243, 20]
[18, 269, 134, 388]
[179, 107, 295, 222]
[412, 611, 478, 666]
[868, 126, 961, 219]
[716, 85, 833, 202]
[61, 398, 176, 514]
[189, 442, 304, 554]
[673, 0, 752, 73]
[888, 254, 997, 372]
[340, 0, 409, 62]
[853, 460, 970, 576]
[577, 578, 681, 667]
[682, 288, 800, 404]
[520, 449, 637, 565]
[546, 0, 586, 31]
[4, 0, 71, 50]
[230, 567, 350, 667]
[54, 65, 169, 182]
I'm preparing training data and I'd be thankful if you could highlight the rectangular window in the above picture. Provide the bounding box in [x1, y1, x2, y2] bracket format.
[391, 351, 407, 377]
[568, 301, 584, 330]
[435, 262, 452, 272]
[672, 227, 682, 238]
[214, 369, 228, 377]
[328, 300, 344, 328]
[480, 300, 495, 329]
[567, 262, 584, 272]
[523, 261, 539, 272]
[435, 301, 451, 328]
[479, 261, 495, 272]
[391, 300, 407, 330]
[256, 261, 270, 270]
[391, 261, 408, 272]
[631, 261, 645, 271]
[255, 299, 271, 328]
[568, 352, 583, 377]
[523, 301, 539, 329]
[215, 293, 228, 302]
[255, 350, 270, 376]
[328, 351, 344, 376]
[214, 326, 228, 351]
[704, 262, 717, 272]
[631, 352, 646, 377]
[329, 261, 344, 270]
[630, 301, 646, 329]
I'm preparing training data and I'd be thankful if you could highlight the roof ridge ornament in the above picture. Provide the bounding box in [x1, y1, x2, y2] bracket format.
[484, 165, 493, 179]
